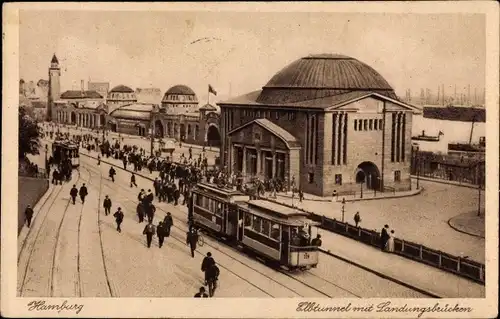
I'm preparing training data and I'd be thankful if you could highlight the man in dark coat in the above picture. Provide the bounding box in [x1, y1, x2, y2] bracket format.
[137, 202, 145, 223]
[206, 263, 220, 297]
[156, 221, 166, 248]
[103, 195, 112, 215]
[79, 183, 88, 203]
[25, 204, 34, 228]
[146, 203, 156, 223]
[52, 169, 60, 185]
[113, 207, 124, 233]
[153, 178, 160, 197]
[130, 173, 137, 188]
[201, 252, 215, 285]
[380, 224, 390, 251]
[311, 234, 322, 247]
[163, 212, 173, 236]
[186, 228, 198, 258]
[109, 167, 116, 182]
[70, 184, 78, 204]
[146, 189, 154, 204]
[173, 185, 180, 206]
[143, 221, 156, 248]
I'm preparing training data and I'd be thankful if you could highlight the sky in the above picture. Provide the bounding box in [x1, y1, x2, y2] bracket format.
[19, 10, 485, 103]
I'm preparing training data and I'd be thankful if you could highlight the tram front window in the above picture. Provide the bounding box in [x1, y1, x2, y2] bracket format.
[291, 226, 311, 246]
[252, 216, 262, 233]
[244, 214, 252, 227]
[261, 219, 270, 237]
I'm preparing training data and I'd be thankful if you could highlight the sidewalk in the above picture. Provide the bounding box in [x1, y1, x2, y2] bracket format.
[276, 181, 422, 203]
[80, 150, 485, 298]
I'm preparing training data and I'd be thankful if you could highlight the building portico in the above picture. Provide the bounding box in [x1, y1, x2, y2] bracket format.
[227, 118, 301, 187]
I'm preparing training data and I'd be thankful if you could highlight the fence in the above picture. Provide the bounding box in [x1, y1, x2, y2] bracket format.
[266, 197, 485, 284]
[411, 151, 485, 186]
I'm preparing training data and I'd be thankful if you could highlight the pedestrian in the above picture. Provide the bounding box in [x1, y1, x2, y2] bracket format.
[103, 195, 112, 216]
[70, 184, 78, 204]
[25, 204, 34, 228]
[138, 189, 145, 202]
[79, 183, 88, 204]
[194, 286, 209, 298]
[146, 189, 154, 204]
[387, 230, 396, 253]
[153, 177, 160, 196]
[354, 212, 361, 227]
[113, 207, 124, 232]
[206, 263, 220, 297]
[380, 224, 390, 251]
[109, 167, 116, 182]
[163, 212, 173, 236]
[147, 203, 156, 223]
[52, 169, 59, 185]
[201, 252, 215, 285]
[97, 154, 101, 165]
[137, 202, 145, 223]
[173, 186, 180, 206]
[156, 221, 166, 248]
[298, 188, 304, 202]
[130, 173, 137, 188]
[186, 228, 198, 258]
[311, 234, 322, 247]
[143, 220, 156, 248]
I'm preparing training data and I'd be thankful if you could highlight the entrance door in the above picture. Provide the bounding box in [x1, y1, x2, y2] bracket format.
[356, 161, 381, 190]
[264, 154, 273, 179]
[280, 226, 289, 264]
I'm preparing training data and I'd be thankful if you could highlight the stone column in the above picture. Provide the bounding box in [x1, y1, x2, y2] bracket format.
[271, 151, 277, 178]
[256, 148, 261, 176]
[337, 113, 343, 165]
[242, 146, 247, 177]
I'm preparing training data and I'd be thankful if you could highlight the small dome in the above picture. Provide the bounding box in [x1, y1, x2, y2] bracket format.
[110, 85, 134, 93]
[257, 53, 397, 104]
[165, 85, 196, 96]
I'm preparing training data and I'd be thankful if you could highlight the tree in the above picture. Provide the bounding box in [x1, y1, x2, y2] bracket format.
[19, 106, 41, 159]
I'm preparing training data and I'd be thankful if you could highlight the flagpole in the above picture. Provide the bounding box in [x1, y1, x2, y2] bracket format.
[208, 85, 210, 106]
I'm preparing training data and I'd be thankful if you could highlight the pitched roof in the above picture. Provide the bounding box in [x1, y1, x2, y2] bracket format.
[228, 118, 300, 148]
[60, 90, 103, 99]
[219, 90, 419, 113]
[51, 54, 59, 64]
[200, 103, 217, 111]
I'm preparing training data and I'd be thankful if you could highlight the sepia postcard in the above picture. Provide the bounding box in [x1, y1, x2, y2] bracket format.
[2, 1, 499, 318]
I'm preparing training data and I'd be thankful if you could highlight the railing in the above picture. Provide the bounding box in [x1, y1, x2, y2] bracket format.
[313, 215, 485, 284]
[267, 198, 485, 284]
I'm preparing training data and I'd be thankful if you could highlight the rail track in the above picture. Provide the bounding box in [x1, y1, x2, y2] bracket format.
[83, 159, 362, 297]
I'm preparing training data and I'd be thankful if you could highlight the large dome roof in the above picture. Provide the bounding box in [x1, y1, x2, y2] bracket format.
[110, 85, 134, 93]
[257, 54, 397, 104]
[165, 85, 196, 96]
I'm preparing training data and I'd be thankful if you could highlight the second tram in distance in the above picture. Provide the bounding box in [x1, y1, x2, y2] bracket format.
[52, 140, 80, 168]
[190, 182, 319, 270]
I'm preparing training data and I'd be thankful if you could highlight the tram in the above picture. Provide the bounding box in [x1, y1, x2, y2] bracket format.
[191, 183, 319, 270]
[52, 140, 80, 168]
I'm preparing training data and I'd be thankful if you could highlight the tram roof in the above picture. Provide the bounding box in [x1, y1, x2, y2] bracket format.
[238, 201, 312, 226]
[245, 199, 311, 221]
[194, 182, 246, 197]
[53, 140, 79, 149]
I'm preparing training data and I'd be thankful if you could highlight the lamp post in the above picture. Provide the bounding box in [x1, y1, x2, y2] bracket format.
[341, 197, 346, 222]
[416, 147, 420, 189]
[360, 177, 364, 199]
[45, 144, 49, 172]
[477, 183, 482, 217]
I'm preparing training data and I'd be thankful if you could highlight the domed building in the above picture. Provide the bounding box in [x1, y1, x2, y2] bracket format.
[160, 84, 199, 115]
[107, 85, 137, 113]
[151, 85, 220, 146]
[219, 54, 420, 196]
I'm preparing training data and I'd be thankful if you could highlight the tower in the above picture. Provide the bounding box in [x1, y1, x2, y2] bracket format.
[47, 54, 61, 121]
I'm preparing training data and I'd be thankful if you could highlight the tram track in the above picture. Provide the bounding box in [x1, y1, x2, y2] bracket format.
[83, 159, 360, 297]
[85, 165, 278, 297]
[18, 169, 83, 297]
[81, 165, 115, 297]
[80, 155, 432, 298]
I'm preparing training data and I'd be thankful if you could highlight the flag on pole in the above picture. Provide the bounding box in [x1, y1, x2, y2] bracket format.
[209, 84, 217, 96]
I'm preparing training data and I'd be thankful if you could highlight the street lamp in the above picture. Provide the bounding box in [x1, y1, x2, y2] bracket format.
[416, 147, 421, 189]
[341, 197, 346, 223]
[45, 144, 49, 172]
[360, 179, 364, 199]
[477, 183, 483, 217]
